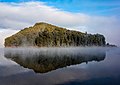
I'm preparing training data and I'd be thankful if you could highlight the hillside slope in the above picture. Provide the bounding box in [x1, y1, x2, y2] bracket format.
[5, 22, 106, 47]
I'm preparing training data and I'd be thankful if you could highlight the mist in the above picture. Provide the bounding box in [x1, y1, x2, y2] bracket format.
[4, 47, 108, 58]
[4, 47, 112, 73]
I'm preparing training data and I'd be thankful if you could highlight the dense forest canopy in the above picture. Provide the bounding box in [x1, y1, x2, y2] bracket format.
[5, 22, 106, 47]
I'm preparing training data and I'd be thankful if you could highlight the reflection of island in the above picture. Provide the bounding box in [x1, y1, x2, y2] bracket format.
[4, 48, 106, 73]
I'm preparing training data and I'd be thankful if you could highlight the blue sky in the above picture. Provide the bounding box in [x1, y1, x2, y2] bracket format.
[0, 0, 120, 46]
[1, 0, 120, 16]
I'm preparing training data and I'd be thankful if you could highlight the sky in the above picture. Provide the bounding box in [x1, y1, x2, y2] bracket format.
[0, 0, 120, 47]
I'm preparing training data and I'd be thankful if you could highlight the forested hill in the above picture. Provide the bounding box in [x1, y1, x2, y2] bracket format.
[5, 22, 106, 47]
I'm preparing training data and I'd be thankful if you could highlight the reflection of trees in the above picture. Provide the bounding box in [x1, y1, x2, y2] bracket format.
[5, 48, 106, 73]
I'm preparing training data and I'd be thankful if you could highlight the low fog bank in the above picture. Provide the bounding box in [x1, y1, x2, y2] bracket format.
[4, 47, 111, 58]
[4, 47, 108, 73]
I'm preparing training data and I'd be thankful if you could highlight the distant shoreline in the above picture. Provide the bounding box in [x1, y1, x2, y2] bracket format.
[4, 45, 117, 48]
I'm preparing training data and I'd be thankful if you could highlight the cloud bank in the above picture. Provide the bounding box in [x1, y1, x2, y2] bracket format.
[0, 1, 120, 46]
[0, 29, 19, 47]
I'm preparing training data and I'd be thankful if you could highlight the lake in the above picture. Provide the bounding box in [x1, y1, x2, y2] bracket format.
[0, 47, 120, 85]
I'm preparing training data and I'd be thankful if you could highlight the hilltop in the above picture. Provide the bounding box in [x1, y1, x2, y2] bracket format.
[5, 22, 106, 47]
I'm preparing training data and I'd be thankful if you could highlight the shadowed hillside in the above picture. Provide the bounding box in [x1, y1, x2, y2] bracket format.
[5, 22, 106, 47]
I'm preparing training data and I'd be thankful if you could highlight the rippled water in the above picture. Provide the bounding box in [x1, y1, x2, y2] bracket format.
[0, 47, 120, 85]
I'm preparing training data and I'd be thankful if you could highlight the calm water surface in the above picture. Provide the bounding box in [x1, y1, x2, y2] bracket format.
[0, 47, 120, 85]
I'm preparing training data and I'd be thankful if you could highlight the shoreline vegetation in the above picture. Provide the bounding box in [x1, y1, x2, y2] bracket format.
[4, 22, 116, 47]
[4, 45, 117, 48]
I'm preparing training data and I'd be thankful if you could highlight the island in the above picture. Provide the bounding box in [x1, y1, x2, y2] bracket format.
[5, 22, 106, 47]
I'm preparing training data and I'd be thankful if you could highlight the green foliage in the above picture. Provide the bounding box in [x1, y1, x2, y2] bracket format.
[5, 22, 106, 47]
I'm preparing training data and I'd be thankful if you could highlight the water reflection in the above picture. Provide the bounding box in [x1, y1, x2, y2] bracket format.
[4, 47, 106, 73]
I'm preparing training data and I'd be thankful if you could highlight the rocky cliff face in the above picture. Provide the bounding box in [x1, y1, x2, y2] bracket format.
[5, 22, 106, 47]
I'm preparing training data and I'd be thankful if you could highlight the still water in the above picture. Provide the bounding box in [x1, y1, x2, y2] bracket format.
[0, 47, 120, 85]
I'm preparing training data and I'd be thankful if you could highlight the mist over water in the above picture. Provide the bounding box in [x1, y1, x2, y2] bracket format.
[0, 47, 120, 85]
[4, 47, 108, 57]
[4, 47, 107, 73]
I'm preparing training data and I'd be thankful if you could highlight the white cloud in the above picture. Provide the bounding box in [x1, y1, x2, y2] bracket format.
[0, 1, 120, 46]
[0, 29, 19, 47]
[0, 2, 90, 29]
